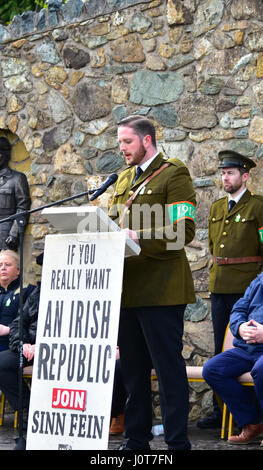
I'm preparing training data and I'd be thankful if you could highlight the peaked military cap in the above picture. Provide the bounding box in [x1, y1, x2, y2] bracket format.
[218, 150, 256, 171]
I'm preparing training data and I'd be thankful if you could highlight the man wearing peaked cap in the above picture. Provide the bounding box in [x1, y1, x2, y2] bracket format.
[218, 149, 256, 171]
[198, 149, 263, 430]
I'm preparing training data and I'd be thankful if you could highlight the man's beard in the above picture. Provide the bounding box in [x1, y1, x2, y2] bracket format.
[124, 143, 146, 166]
[132, 144, 146, 166]
[224, 181, 242, 194]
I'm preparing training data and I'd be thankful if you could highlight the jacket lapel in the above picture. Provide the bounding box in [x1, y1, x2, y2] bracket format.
[131, 153, 164, 188]
[228, 190, 251, 217]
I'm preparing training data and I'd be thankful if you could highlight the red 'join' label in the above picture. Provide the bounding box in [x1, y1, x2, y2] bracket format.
[52, 388, 87, 410]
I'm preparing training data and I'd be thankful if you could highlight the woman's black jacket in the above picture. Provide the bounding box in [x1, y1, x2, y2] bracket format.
[9, 284, 40, 354]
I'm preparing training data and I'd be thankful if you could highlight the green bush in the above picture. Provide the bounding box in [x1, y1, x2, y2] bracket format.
[0, 1, 58, 24]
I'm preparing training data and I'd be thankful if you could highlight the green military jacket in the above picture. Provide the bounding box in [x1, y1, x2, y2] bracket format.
[108, 152, 196, 308]
[209, 189, 263, 294]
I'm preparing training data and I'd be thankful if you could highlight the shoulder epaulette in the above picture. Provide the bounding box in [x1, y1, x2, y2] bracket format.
[211, 195, 227, 206]
[166, 157, 185, 167]
[251, 193, 263, 202]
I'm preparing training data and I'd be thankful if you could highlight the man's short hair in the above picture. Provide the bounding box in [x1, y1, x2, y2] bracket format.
[118, 115, 157, 147]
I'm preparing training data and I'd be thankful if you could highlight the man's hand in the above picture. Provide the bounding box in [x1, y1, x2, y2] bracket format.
[239, 319, 263, 344]
[123, 228, 139, 245]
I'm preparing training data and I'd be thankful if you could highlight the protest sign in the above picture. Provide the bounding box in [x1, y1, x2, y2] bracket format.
[26, 231, 126, 450]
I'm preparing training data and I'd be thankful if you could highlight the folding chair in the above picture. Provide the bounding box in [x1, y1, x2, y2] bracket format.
[186, 366, 205, 383]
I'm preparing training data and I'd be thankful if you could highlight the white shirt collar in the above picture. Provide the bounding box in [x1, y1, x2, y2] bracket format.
[136, 152, 159, 173]
[228, 187, 247, 204]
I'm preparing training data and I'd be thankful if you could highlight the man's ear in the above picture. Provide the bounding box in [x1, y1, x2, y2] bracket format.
[242, 172, 249, 184]
[143, 134, 152, 148]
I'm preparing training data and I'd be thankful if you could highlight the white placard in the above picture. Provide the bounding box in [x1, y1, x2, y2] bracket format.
[26, 231, 126, 450]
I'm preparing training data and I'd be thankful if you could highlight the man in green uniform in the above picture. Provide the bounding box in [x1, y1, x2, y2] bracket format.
[198, 150, 263, 429]
[108, 115, 196, 450]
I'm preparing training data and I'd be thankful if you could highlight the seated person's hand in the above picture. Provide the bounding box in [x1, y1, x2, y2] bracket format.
[23, 343, 35, 361]
[0, 324, 10, 336]
[239, 319, 263, 344]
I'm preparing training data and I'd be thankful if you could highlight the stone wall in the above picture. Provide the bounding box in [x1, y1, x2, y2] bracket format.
[1, 0, 263, 421]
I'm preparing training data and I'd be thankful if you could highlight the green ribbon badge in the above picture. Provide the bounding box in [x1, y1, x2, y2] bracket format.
[235, 214, 241, 223]
[5, 298, 11, 307]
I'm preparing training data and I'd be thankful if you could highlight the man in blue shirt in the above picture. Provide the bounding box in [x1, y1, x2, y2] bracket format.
[203, 272, 263, 445]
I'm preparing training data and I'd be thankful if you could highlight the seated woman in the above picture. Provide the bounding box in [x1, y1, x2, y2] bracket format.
[203, 271, 263, 445]
[0, 282, 40, 419]
[0, 252, 42, 433]
[0, 250, 34, 351]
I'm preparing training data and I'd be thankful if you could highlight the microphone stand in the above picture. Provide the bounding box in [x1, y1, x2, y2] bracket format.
[0, 188, 97, 450]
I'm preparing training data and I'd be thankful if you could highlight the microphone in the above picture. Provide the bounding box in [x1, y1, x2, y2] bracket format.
[89, 173, 118, 201]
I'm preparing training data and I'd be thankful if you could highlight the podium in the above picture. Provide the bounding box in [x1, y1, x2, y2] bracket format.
[26, 206, 140, 450]
[41, 205, 141, 257]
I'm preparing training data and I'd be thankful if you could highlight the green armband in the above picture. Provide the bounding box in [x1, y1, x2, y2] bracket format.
[258, 227, 263, 243]
[168, 201, 196, 224]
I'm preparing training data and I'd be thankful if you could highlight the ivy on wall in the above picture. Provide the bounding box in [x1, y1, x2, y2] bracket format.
[0, 0, 65, 24]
